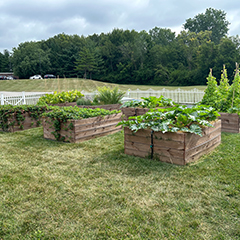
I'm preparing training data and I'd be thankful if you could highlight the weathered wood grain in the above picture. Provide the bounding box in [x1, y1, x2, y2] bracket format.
[219, 112, 240, 133]
[4, 114, 42, 132]
[123, 120, 221, 165]
[43, 114, 122, 143]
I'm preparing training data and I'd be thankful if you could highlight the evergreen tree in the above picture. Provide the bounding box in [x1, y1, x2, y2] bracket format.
[75, 47, 97, 79]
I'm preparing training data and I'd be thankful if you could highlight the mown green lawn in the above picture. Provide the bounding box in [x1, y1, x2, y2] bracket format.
[0, 127, 239, 239]
[0, 78, 207, 92]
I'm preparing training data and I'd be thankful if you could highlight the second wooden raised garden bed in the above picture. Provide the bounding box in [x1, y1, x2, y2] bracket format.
[42, 107, 122, 143]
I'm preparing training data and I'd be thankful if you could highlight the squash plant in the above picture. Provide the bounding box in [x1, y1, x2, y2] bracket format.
[37, 90, 84, 105]
[0, 105, 53, 131]
[121, 95, 176, 108]
[117, 105, 219, 136]
[42, 106, 120, 141]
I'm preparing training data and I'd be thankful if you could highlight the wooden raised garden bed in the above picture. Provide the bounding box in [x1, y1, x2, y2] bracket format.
[121, 107, 150, 120]
[51, 102, 122, 111]
[124, 120, 221, 165]
[78, 104, 122, 111]
[219, 112, 240, 133]
[50, 102, 77, 107]
[43, 112, 123, 143]
[121, 107, 170, 120]
[1, 113, 41, 132]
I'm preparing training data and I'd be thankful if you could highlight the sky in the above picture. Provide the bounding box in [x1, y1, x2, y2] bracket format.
[1, 0, 240, 53]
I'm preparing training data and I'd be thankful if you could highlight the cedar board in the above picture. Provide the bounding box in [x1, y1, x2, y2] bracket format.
[51, 103, 121, 111]
[124, 120, 221, 165]
[1, 114, 41, 132]
[219, 112, 240, 133]
[43, 112, 122, 143]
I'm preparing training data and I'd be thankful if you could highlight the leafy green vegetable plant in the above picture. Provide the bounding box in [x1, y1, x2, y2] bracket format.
[117, 105, 219, 136]
[121, 95, 176, 108]
[37, 90, 84, 105]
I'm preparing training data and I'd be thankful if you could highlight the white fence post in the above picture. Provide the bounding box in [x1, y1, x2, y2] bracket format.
[1, 94, 4, 105]
[22, 92, 26, 105]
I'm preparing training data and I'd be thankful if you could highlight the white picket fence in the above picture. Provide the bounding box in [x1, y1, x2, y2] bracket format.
[0, 88, 205, 106]
[0, 92, 49, 105]
[125, 88, 205, 104]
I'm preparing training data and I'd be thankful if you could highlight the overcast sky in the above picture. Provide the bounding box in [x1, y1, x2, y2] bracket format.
[1, 0, 240, 53]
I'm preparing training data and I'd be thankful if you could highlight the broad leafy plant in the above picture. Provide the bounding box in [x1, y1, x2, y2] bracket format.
[117, 105, 219, 136]
[37, 90, 84, 105]
[121, 95, 176, 108]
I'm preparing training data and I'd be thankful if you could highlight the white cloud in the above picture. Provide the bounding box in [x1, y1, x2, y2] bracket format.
[0, 0, 240, 52]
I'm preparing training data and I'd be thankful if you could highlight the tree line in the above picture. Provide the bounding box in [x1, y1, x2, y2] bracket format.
[1, 7, 240, 86]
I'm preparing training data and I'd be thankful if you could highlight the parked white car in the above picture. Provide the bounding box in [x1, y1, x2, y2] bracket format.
[30, 75, 42, 79]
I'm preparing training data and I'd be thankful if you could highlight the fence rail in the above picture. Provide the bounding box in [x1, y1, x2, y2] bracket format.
[125, 88, 205, 104]
[0, 88, 205, 106]
[0, 92, 50, 106]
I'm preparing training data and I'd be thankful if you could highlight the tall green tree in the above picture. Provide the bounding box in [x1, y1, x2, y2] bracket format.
[149, 27, 176, 46]
[0, 50, 11, 72]
[75, 47, 98, 79]
[183, 8, 230, 44]
[12, 42, 51, 78]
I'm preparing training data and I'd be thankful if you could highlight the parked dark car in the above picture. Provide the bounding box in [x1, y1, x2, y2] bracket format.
[0, 75, 7, 80]
[44, 74, 56, 79]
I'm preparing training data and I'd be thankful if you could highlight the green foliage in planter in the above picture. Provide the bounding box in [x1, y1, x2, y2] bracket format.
[93, 86, 125, 105]
[42, 106, 121, 141]
[217, 65, 230, 112]
[226, 67, 240, 110]
[121, 95, 176, 108]
[76, 98, 93, 106]
[37, 90, 84, 105]
[0, 105, 52, 131]
[117, 105, 219, 136]
[201, 65, 240, 114]
[201, 69, 221, 110]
